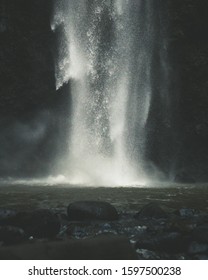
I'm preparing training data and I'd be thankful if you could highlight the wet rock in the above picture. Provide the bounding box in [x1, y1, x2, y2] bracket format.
[134, 202, 168, 219]
[101, 223, 112, 231]
[167, 217, 196, 233]
[175, 208, 195, 217]
[27, 210, 61, 238]
[0, 209, 17, 225]
[97, 223, 118, 236]
[0, 226, 25, 245]
[7, 210, 61, 238]
[66, 223, 92, 239]
[67, 201, 119, 221]
[136, 248, 160, 260]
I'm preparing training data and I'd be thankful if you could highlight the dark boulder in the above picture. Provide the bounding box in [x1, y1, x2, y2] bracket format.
[136, 248, 160, 260]
[175, 208, 195, 217]
[23, 210, 61, 238]
[67, 201, 119, 221]
[167, 218, 196, 233]
[0, 209, 17, 225]
[134, 202, 168, 219]
[5, 209, 61, 238]
[0, 226, 25, 245]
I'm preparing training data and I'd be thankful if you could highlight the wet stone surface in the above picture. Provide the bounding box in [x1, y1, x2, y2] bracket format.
[67, 201, 119, 221]
[0, 226, 25, 245]
[0, 209, 60, 239]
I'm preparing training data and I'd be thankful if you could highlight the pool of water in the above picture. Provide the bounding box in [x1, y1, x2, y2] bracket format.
[0, 183, 207, 213]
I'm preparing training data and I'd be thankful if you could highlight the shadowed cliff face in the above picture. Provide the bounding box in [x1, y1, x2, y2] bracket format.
[0, 0, 70, 177]
[0, 0, 208, 182]
[146, 0, 208, 182]
[172, 0, 208, 182]
[0, 0, 54, 115]
[170, 0, 208, 182]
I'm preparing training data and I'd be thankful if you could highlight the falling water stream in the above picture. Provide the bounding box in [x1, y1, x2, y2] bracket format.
[52, 0, 156, 186]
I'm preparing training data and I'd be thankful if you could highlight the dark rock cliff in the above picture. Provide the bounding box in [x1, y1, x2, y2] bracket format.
[170, 0, 208, 181]
[0, 0, 69, 177]
[147, 0, 208, 182]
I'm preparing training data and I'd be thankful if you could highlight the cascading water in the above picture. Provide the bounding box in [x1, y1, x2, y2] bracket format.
[52, 0, 156, 186]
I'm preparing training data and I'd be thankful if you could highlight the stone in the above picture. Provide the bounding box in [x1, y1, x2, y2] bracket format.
[167, 218, 196, 233]
[27, 210, 61, 238]
[0, 209, 17, 225]
[134, 202, 167, 219]
[6, 209, 61, 238]
[175, 208, 195, 217]
[136, 248, 160, 260]
[0, 226, 25, 245]
[67, 201, 119, 221]
[0, 209, 17, 223]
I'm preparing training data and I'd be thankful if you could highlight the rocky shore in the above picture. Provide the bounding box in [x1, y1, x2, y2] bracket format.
[0, 192, 207, 260]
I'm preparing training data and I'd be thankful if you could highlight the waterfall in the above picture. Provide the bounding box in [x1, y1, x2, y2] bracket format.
[52, 0, 156, 186]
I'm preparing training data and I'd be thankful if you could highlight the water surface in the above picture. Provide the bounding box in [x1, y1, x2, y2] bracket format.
[0, 183, 207, 213]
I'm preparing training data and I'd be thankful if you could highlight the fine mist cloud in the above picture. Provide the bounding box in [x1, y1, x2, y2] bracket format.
[0, 110, 53, 178]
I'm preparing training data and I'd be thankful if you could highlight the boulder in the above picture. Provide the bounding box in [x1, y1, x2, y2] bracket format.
[0, 209, 17, 225]
[175, 208, 195, 217]
[136, 248, 160, 260]
[67, 201, 119, 221]
[5, 209, 61, 238]
[134, 202, 167, 219]
[0, 226, 25, 245]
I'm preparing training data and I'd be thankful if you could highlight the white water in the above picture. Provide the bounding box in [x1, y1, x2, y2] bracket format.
[52, 0, 155, 186]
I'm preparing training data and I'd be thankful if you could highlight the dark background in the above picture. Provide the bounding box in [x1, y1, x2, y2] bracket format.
[0, 0, 208, 182]
[148, 0, 208, 182]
